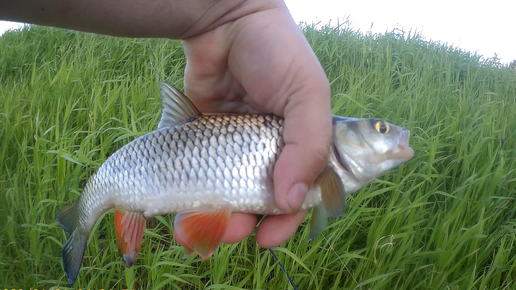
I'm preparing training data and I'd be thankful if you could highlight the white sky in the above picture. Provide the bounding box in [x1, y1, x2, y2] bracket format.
[284, 0, 515, 64]
[0, 20, 24, 35]
[1, 0, 515, 64]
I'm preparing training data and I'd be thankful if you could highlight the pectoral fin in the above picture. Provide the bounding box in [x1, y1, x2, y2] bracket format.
[317, 167, 346, 218]
[114, 209, 146, 267]
[174, 206, 232, 259]
[308, 204, 328, 241]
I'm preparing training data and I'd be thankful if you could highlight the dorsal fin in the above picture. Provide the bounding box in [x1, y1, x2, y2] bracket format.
[158, 82, 202, 129]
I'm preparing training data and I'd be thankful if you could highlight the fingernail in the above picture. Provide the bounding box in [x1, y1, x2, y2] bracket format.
[287, 183, 309, 213]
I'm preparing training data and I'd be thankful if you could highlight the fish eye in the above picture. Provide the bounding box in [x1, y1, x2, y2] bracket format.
[374, 120, 390, 134]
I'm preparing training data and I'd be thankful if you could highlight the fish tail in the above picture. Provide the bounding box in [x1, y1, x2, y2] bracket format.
[55, 200, 79, 234]
[56, 201, 88, 286]
[61, 229, 88, 286]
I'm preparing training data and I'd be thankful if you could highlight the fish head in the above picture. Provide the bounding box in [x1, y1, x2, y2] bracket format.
[331, 116, 414, 183]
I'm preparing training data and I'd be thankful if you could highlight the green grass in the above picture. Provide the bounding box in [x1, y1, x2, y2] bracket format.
[1, 22, 516, 289]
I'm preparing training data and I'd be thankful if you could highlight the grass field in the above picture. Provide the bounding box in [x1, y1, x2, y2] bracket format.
[1, 23, 516, 289]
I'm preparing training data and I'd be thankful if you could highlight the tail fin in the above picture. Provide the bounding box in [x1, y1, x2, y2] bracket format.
[56, 201, 88, 286]
[56, 201, 79, 234]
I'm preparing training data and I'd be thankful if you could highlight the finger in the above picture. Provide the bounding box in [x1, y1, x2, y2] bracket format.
[270, 12, 333, 214]
[222, 213, 260, 244]
[273, 74, 332, 213]
[255, 210, 308, 248]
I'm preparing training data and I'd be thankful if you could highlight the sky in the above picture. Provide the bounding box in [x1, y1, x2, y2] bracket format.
[1, 0, 514, 64]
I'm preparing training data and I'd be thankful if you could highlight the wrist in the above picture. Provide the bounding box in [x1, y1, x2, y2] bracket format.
[180, 0, 288, 39]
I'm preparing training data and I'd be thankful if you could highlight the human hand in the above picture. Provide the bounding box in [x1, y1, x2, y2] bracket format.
[175, 0, 332, 249]
[0, 0, 332, 249]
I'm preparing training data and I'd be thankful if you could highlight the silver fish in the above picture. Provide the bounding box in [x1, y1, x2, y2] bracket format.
[55, 82, 414, 286]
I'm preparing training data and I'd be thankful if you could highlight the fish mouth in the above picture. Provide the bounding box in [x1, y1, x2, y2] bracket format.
[393, 130, 415, 160]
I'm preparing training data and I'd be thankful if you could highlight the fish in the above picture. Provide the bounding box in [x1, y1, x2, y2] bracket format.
[55, 82, 415, 286]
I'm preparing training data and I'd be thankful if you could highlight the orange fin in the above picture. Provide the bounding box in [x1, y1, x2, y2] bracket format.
[174, 206, 232, 259]
[182, 246, 195, 260]
[115, 209, 146, 267]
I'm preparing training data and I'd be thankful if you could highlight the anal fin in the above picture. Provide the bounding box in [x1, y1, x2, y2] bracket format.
[114, 209, 146, 267]
[174, 205, 232, 259]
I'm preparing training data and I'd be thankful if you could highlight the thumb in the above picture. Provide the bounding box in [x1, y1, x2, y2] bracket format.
[273, 80, 332, 214]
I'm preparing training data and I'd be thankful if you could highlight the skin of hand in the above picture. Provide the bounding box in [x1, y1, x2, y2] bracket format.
[0, 0, 332, 248]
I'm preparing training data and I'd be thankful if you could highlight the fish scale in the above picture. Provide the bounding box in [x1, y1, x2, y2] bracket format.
[55, 82, 414, 286]
[77, 114, 299, 230]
